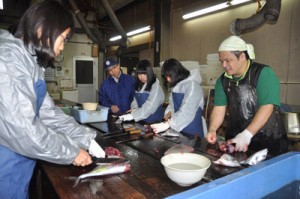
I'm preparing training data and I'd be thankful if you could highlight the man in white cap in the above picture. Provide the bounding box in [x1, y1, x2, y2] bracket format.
[206, 35, 288, 155]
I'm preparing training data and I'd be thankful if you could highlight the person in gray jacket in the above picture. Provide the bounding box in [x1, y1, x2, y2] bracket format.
[0, 1, 104, 198]
[151, 58, 206, 137]
[119, 60, 165, 123]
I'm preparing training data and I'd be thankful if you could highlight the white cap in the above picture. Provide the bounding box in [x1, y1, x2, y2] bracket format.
[218, 36, 255, 59]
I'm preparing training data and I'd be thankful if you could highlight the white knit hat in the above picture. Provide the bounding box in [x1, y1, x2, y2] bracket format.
[218, 36, 255, 59]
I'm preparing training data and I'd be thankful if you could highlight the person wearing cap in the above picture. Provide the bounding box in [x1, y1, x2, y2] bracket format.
[206, 35, 288, 155]
[98, 58, 135, 114]
[119, 60, 165, 123]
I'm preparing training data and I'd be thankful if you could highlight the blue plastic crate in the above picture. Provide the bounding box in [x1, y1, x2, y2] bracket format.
[166, 152, 300, 199]
[71, 105, 109, 123]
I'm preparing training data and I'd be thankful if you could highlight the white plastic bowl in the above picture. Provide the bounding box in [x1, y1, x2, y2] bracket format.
[161, 153, 211, 187]
[82, 102, 98, 111]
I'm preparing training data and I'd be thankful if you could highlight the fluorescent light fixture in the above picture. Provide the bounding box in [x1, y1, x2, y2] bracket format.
[182, 0, 252, 20]
[230, 0, 252, 6]
[109, 26, 151, 41]
[0, 0, 3, 10]
[110, 36, 122, 41]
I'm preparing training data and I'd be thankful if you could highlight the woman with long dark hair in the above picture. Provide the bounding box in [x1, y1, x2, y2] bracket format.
[0, 1, 104, 198]
[150, 58, 205, 137]
[119, 60, 164, 123]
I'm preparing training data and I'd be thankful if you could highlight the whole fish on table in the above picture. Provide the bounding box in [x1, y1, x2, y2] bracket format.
[213, 148, 268, 167]
[73, 162, 131, 187]
[213, 154, 241, 167]
[240, 148, 268, 165]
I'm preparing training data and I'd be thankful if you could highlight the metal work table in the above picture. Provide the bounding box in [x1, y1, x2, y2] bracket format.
[37, 113, 261, 199]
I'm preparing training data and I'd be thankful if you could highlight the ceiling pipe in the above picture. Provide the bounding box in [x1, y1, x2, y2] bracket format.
[68, 0, 99, 43]
[68, 0, 127, 51]
[90, 27, 106, 51]
[73, 27, 105, 48]
[264, 0, 281, 21]
[230, 0, 281, 35]
[98, 0, 128, 48]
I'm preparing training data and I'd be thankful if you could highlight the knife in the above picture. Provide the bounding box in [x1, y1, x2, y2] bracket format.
[154, 134, 181, 144]
[103, 129, 141, 139]
[92, 157, 128, 164]
[115, 136, 142, 144]
[102, 130, 125, 137]
[115, 132, 153, 144]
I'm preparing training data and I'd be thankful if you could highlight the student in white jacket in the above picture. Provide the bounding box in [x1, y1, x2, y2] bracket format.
[151, 58, 206, 137]
[119, 60, 164, 123]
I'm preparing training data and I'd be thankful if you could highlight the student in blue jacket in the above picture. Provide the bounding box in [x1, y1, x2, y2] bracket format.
[99, 58, 135, 114]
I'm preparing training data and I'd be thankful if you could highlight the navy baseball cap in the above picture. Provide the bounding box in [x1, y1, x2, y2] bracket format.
[104, 58, 118, 70]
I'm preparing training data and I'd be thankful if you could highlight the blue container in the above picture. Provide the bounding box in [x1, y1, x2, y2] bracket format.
[166, 152, 300, 199]
[71, 105, 109, 123]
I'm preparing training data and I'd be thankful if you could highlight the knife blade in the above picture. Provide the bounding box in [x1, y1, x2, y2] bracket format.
[115, 136, 142, 144]
[154, 134, 181, 144]
[115, 132, 153, 144]
[103, 129, 141, 139]
[102, 130, 125, 137]
[92, 157, 128, 164]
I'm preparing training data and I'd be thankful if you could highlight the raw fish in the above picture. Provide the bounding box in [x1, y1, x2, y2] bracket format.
[213, 154, 241, 167]
[218, 141, 235, 153]
[164, 144, 194, 155]
[240, 148, 268, 165]
[105, 146, 123, 158]
[73, 163, 130, 187]
[214, 149, 268, 167]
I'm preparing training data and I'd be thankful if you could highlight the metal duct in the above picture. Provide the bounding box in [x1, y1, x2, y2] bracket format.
[68, 0, 127, 49]
[90, 28, 106, 51]
[230, 0, 281, 35]
[264, 0, 281, 21]
[98, 0, 128, 47]
[68, 0, 99, 43]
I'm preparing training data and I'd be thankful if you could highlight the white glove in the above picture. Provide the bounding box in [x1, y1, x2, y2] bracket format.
[231, 129, 253, 152]
[150, 122, 170, 134]
[88, 139, 105, 158]
[119, 113, 134, 121]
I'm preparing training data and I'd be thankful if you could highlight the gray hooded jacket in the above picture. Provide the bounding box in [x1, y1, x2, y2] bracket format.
[0, 29, 96, 164]
[166, 68, 204, 132]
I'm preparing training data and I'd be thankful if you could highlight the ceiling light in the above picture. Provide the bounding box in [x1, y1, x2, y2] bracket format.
[182, 0, 252, 20]
[230, 0, 252, 6]
[109, 26, 151, 41]
[110, 36, 122, 41]
[0, 0, 3, 10]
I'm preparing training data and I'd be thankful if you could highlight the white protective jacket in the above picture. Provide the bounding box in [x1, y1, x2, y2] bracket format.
[0, 29, 96, 164]
[165, 68, 204, 132]
[131, 79, 165, 121]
